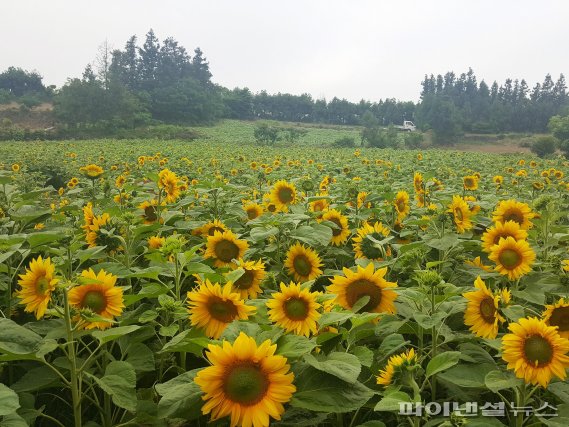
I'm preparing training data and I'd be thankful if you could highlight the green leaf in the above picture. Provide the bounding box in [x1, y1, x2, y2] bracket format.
[0, 318, 56, 361]
[318, 311, 354, 327]
[160, 329, 211, 356]
[352, 346, 374, 367]
[185, 262, 215, 274]
[289, 224, 332, 246]
[374, 390, 412, 412]
[27, 232, 64, 248]
[126, 343, 155, 373]
[276, 334, 317, 358]
[438, 363, 496, 388]
[92, 325, 141, 345]
[549, 382, 569, 405]
[0, 384, 20, 416]
[90, 361, 137, 412]
[355, 422, 387, 427]
[484, 370, 522, 393]
[502, 305, 525, 322]
[303, 352, 361, 384]
[156, 370, 203, 420]
[11, 366, 60, 392]
[425, 234, 459, 251]
[351, 296, 370, 313]
[291, 365, 374, 413]
[426, 351, 461, 378]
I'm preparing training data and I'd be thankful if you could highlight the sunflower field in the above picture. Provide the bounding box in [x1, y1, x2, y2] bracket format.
[1, 138, 569, 427]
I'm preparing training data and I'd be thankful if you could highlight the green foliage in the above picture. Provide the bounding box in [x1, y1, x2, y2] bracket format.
[549, 114, 569, 157]
[333, 136, 356, 148]
[530, 135, 557, 157]
[253, 122, 281, 145]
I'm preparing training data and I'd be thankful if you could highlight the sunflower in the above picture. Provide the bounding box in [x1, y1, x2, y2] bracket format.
[81, 164, 104, 179]
[86, 213, 118, 250]
[187, 281, 255, 339]
[394, 191, 410, 219]
[465, 256, 492, 272]
[194, 219, 228, 237]
[533, 181, 545, 191]
[493, 175, 504, 186]
[463, 276, 507, 339]
[148, 235, 165, 249]
[376, 348, 417, 386]
[194, 332, 295, 427]
[328, 263, 397, 314]
[488, 236, 536, 280]
[139, 199, 160, 224]
[309, 192, 330, 214]
[205, 230, 249, 267]
[269, 180, 297, 212]
[115, 175, 126, 188]
[69, 268, 125, 330]
[481, 220, 528, 253]
[563, 260, 569, 272]
[492, 199, 536, 230]
[321, 209, 350, 246]
[543, 299, 569, 339]
[158, 168, 180, 203]
[243, 203, 263, 221]
[266, 282, 321, 337]
[447, 195, 473, 233]
[413, 172, 423, 193]
[502, 317, 569, 387]
[352, 221, 391, 261]
[284, 243, 323, 282]
[226, 258, 266, 299]
[82, 202, 94, 231]
[463, 175, 479, 191]
[17, 256, 59, 319]
[11, 163, 20, 172]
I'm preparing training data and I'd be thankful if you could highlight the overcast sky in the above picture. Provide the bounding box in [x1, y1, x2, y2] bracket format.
[2, 0, 568, 102]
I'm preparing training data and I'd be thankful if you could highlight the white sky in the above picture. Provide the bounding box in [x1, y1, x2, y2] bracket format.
[2, 0, 568, 102]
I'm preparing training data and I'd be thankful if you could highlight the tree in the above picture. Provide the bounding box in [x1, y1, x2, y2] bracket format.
[548, 115, 569, 157]
[530, 136, 557, 158]
[253, 123, 280, 145]
[0, 67, 46, 98]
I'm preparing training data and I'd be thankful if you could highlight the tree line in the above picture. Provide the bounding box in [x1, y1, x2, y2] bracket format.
[1, 30, 568, 141]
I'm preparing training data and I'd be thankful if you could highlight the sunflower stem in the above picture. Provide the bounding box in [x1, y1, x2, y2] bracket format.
[63, 287, 82, 427]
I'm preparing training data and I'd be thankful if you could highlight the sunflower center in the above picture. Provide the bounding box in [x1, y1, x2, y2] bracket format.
[284, 297, 309, 320]
[361, 233, 385, 260]
[144, 206, 158, 222]
[549, 307, 569, 331]
[267, 204, 276, 213]
[499, 249, 521, 269]
[208, 226, 225, 236]
[329, 218, 343, 237]
[208, 297, 238, 323]
[224, 363, 269, 405]
[345, 279, 382, 312]
[293, 255, 312, 277]
[82, 291, 107, 313]
[523, 335, 553, 366]
[234, 270, 255, 290]
[454, 207, 464, 221]
[493, 232, 509, 245]
[397, 200, 406, 212]
[36, 276, 50, 295]
[246, 208, 258, 220]
[277, 187, 294, 204]
[465, 178, 474, 187]
[503, 210, 523, 225]
[214, 239, 240, 262]
[479, 297, 496, 323]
